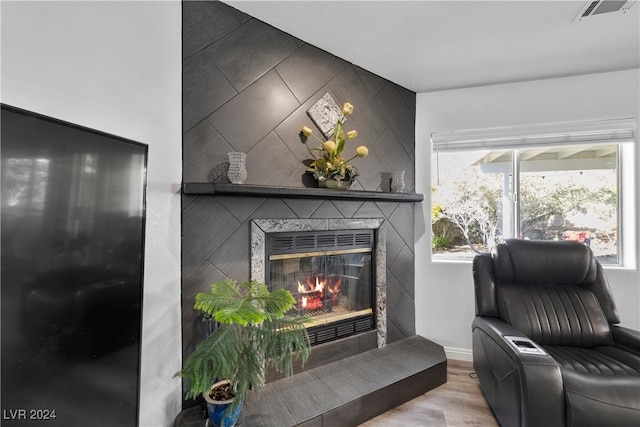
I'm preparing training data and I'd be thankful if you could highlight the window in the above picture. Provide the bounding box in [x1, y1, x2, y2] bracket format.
[2, 158, 50, 210]
[431, 119, 635, 265]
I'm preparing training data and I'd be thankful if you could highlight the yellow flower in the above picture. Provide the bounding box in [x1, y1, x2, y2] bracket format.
[323, 140, 337, 153]
[301, 126, 313, 137]
[302, 98, 366, 183]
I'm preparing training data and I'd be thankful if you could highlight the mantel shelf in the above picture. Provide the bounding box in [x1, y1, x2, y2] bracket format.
[182, 182, 424, 203]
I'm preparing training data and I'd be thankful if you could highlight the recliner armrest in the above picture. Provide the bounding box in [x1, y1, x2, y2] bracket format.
[473, 316, 564, 427]
[473, 317, 557, 363]
[612, 325, 640, 353]
[473, 254, 499, 317]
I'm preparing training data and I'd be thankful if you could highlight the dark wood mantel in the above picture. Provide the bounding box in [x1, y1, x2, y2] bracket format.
[182, 183, 424, 203]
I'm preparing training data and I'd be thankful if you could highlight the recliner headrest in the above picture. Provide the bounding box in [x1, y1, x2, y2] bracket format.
[492, 239, 597, 285]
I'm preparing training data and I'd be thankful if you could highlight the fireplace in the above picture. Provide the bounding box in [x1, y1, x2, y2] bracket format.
[266, 229, 375, 345]
[251, 219, 387, 348]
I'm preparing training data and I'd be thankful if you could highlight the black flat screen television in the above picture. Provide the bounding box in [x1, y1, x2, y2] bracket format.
[1, 104, 147, 426]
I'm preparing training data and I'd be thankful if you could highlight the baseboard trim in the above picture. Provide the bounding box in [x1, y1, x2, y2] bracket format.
[444, 346, 473, 362]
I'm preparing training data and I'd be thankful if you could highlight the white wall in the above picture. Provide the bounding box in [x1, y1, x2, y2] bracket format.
[415, 69, 640, 357]
[1, 2, 183, 426]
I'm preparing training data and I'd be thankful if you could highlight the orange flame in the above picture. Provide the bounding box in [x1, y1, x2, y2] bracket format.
[296, 276, 341, 311]
[327, 278, 341, 294]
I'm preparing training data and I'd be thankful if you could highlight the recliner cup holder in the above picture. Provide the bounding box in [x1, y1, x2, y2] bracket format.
[505, 336, 547, 355]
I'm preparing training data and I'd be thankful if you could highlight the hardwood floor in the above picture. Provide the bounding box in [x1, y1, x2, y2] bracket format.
[359, 360, 500, 427]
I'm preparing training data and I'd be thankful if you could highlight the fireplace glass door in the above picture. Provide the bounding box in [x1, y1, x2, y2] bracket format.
[266, 230, 375, 344]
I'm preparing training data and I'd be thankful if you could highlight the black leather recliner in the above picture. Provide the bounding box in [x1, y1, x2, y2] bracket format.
[472, 238, 640, 427]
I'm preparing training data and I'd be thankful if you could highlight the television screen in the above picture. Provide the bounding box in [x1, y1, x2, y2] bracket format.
[1, 104, 147, 426]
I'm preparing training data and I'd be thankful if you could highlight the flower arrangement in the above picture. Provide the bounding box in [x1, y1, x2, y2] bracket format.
[301, 101, 368, 186]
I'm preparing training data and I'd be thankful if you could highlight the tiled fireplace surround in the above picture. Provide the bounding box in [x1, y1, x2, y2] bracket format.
[181, 0, 417, 399]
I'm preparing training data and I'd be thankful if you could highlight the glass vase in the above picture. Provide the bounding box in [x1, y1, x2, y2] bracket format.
[390, 171, 405, 193]
[227, 152, 247, 184]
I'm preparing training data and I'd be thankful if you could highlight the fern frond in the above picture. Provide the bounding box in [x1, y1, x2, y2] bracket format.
[175, 323, 243, 399]
[259, 317, 311, 377]
[194, 279, 240, 315]
[258, 288, 297, 320]
[195, 279, 268, 326]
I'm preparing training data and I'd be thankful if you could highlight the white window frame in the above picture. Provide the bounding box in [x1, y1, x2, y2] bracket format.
[431, 118, 637, 267]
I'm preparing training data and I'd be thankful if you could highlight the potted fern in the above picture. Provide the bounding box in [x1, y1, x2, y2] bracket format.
[175, 278, 311, 427]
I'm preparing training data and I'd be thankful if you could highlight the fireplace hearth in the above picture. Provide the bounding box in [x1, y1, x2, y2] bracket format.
[251, 218, 387, 348]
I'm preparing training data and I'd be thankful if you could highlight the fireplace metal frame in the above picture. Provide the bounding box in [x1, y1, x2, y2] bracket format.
[251, 218, 387, 348]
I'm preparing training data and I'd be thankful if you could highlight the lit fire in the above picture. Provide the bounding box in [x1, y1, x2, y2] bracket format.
[296, 276, 341, 311]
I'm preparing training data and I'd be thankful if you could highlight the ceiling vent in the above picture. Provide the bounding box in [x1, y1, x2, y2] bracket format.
[574, 0, 637, 21]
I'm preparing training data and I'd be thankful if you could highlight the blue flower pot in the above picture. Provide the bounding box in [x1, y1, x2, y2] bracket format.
[204, 381, 242, 427]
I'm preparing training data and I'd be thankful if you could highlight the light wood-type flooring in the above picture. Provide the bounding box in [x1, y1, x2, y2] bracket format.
[359, 359, 500, 427]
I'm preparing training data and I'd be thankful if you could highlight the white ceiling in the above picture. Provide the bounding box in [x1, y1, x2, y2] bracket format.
[225, 1, 640, 93]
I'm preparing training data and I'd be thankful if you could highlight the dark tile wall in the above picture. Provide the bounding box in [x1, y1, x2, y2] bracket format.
[181, 1, 417, 360]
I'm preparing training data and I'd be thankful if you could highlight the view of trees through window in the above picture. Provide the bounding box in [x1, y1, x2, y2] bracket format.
[431, 144, 619, 263]
[3, 158, 50, 210]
